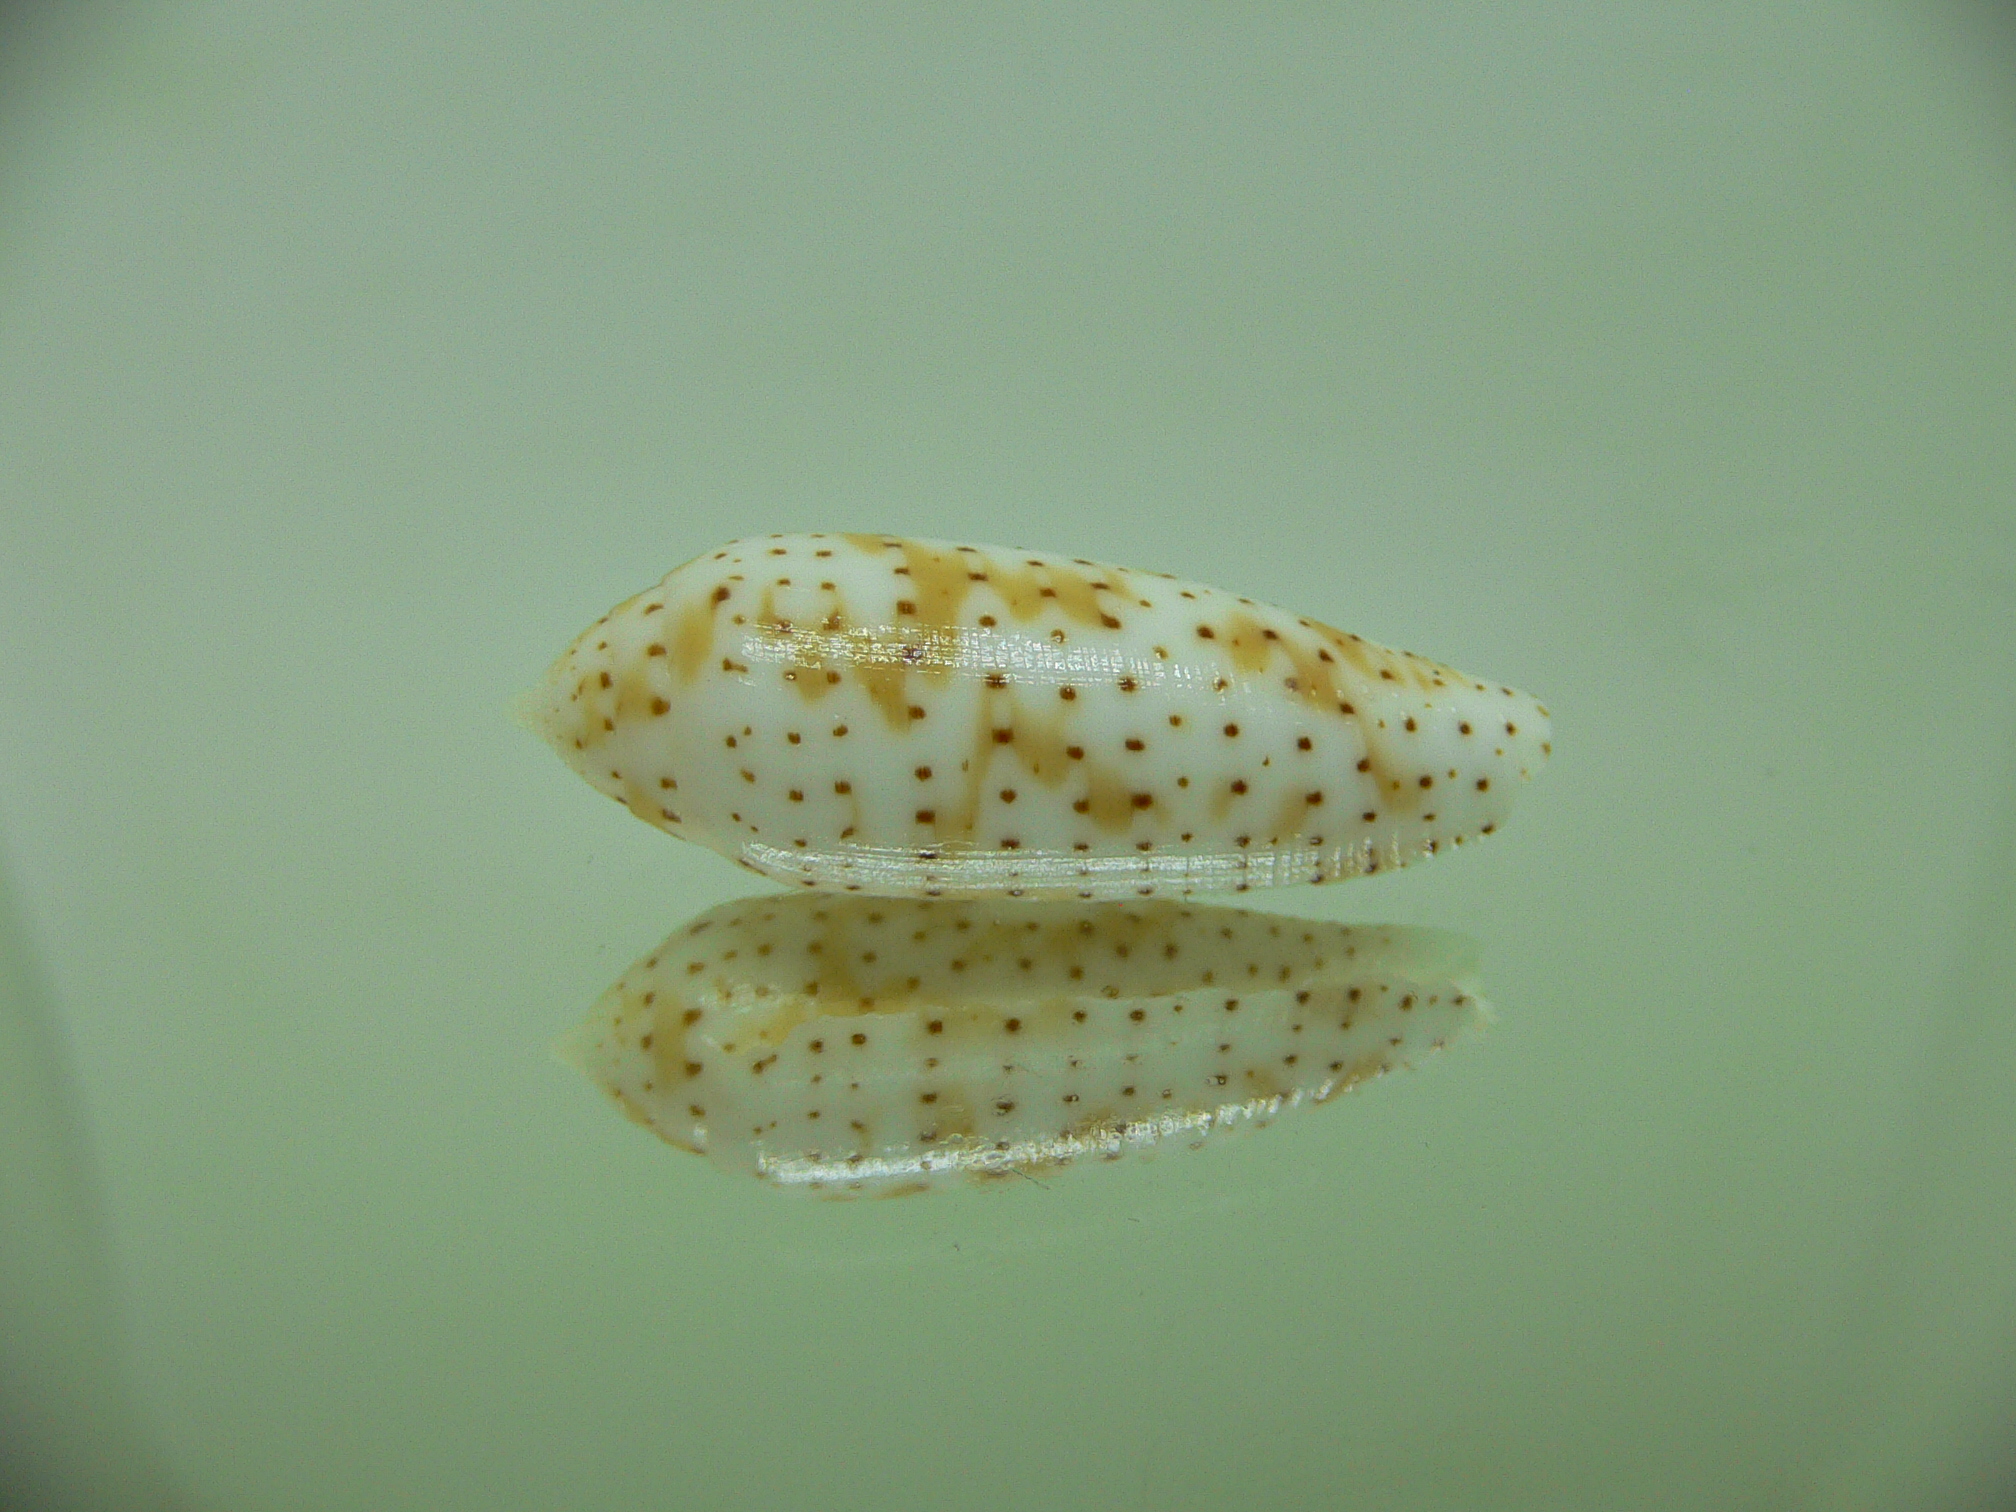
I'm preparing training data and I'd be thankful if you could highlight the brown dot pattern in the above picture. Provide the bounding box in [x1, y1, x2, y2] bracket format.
[555, 893, 1488, 1198]
[521, 533, 1552, 898]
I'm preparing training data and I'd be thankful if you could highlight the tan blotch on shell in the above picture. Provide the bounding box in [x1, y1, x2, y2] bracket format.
[521, 533, 1552, 898]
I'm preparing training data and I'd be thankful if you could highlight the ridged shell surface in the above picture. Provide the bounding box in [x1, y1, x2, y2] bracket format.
[558, 894, 1487, 1196]
[523, 533, 1551, 899]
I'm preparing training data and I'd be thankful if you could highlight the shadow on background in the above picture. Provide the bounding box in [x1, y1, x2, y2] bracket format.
[1828, 780, 2016, 1511]
[0, 843, 186, 1511]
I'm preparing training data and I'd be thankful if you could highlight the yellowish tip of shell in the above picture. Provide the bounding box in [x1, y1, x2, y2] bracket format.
[511, 681, 559, 746]
[550, 1019, 595, 1075]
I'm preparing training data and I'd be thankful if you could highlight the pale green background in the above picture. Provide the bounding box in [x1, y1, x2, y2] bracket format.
[2, 4, 2014, 1510]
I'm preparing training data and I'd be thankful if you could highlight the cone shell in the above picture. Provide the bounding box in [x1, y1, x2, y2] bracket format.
[523, 533, 1551, 899]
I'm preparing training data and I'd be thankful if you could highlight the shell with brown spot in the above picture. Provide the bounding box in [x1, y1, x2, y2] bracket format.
[520, 533, 1553, 898]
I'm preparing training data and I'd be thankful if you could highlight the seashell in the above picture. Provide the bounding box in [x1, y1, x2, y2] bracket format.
[521, 533, 1551, 899]
[557, 893, 1488, 1197]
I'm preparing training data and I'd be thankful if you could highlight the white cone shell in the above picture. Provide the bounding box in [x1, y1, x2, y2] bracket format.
[524, 533, 1551, 899]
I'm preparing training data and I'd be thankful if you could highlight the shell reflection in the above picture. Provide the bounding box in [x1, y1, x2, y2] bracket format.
[560, 894, 1488, 1196]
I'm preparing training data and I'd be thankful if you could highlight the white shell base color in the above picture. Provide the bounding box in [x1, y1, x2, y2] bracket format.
[559, 894, 1489, 1198]
[523, 533, 1552, 899]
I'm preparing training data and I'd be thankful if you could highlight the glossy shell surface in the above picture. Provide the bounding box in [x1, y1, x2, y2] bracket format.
[523, 533, 1551, 898]
[558, 894, 1487, 1196]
